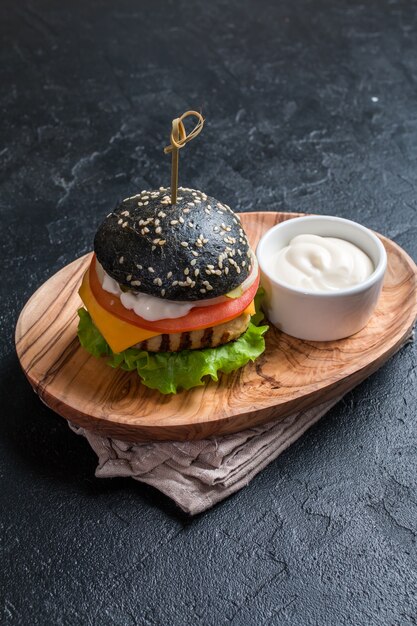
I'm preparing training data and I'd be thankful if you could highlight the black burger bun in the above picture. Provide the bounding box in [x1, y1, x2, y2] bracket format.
[94, 187, 253, 301]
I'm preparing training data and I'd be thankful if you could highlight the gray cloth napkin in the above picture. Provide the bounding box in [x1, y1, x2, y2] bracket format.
[70, 333, 413, 515]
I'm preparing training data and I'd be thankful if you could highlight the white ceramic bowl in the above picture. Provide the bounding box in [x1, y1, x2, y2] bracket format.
[256, 215, 387, 341]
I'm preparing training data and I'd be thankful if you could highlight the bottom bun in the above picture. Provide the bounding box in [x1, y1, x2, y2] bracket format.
[133, 313, 251, 353]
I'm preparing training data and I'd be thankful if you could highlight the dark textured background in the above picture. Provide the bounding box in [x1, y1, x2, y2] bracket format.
[1, 0, 417, 624]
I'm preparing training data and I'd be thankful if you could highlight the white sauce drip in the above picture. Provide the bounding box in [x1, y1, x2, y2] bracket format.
[97, 257, 257, 321]
[270, 234, 374, 293]
[120, 291, 193, 321]
[99, 271, 194, 321]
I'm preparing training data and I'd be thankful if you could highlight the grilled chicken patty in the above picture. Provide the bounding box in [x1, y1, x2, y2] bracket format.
[133, 312, 251, 353]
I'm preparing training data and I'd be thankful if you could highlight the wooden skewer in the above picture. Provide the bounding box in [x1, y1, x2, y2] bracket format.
[164, 111, 204, 204]
[170, 118, 180, 204]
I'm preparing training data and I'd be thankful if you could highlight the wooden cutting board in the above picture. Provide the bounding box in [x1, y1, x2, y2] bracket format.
[15, 212, 417, 442]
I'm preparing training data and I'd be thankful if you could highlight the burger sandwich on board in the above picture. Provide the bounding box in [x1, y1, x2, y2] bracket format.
[77, 112, 268, 393]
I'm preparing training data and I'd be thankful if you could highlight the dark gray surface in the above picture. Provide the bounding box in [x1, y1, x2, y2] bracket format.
[1, 1, 417, 624]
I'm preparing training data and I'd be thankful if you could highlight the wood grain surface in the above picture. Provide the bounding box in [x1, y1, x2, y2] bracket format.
[15, 212, 417, 442]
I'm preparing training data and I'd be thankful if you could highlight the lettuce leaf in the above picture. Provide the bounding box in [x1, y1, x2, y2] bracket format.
[77, 292, 268, 394]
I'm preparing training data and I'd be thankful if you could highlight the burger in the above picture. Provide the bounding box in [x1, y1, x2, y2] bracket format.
[77, 186, 268, 393]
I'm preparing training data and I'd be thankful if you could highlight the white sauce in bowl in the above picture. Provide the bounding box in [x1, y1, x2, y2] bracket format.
[270, 234, 374, 293]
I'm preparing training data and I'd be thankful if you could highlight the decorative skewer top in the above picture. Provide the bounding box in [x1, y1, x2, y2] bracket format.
[164, 110, 204, 204]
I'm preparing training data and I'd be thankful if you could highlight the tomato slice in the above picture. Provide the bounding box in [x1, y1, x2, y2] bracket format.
[89, 256, 259, 333]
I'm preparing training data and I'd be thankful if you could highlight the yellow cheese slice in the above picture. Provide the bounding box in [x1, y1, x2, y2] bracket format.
[79, 268, 256, 353]
[244, 299, 256, 317]
[79, 270, 161, 353]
